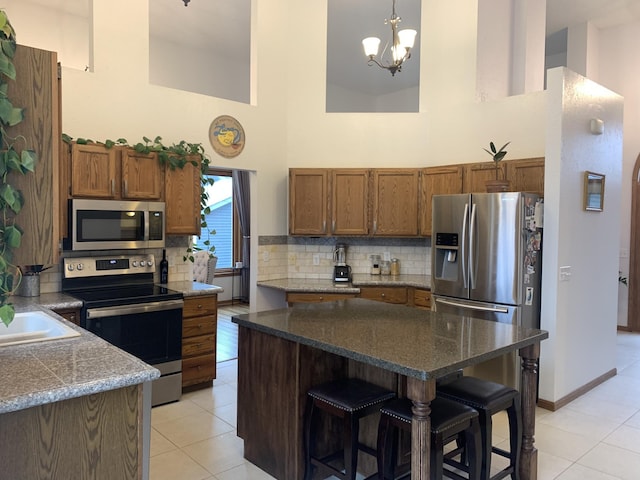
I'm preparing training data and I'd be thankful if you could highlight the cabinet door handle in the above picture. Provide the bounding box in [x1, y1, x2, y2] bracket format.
[111, 179, 115, 196]
[332, 220, 335, 233]
[373, 220, 377, 233]
[123, 179, 128, 197]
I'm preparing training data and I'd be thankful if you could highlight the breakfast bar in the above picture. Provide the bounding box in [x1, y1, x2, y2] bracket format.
[233, 298, 548, 480]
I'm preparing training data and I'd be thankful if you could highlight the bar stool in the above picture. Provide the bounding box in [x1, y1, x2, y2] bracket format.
[437, 376, 521, 480]
[304, 378, 396, 480]
[377, 396, 482, 480]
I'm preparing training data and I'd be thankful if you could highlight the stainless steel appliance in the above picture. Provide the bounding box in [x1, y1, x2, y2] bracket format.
[62, 254, 183, 407]
[333, 243, 352, 282]
[66, 199, 165, 251]
[431, 192, 543, 388]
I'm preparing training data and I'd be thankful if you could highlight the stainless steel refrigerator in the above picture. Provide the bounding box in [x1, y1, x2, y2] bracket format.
[431, 192, 543, 388]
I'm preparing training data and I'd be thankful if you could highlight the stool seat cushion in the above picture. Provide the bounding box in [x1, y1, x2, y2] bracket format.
[437, 376, 518, 411]
[307, 378, 396, 413]
[380, 397, 478, 435]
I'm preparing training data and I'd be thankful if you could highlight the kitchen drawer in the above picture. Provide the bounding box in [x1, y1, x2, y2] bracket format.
[182, 334, 216, 357]
[358, 286, 408, 304]
[412, 288, 431, 308]
[182, 354, 216, 386]
[183, 315, 216, 338]
[287, 292, 358, 304]
[183, 295, 217, 318]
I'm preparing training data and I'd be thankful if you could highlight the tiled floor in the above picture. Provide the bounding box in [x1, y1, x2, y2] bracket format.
[150, 331, 640, 480]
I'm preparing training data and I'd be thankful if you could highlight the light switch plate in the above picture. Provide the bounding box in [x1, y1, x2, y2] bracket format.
[559, 266, 571, 282]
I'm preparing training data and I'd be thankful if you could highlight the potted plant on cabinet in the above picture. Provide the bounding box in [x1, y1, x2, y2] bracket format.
[483, 141, 511, 192]
[0, 11, 37, 326]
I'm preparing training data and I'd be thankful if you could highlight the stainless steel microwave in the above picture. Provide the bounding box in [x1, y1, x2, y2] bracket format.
[67, 199, 165, 251]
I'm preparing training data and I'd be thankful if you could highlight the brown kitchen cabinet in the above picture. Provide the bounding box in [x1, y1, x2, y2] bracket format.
[331, 169, 369, 235]
[358, 286, 408, 304]
[420, 166, 464, 236]
[505, 157, 545, 196]
[52, 307, 81, 325]
[462, 161, 507, 193]
[371, 169, 420, 236]
[165, 155, 201, 235]
[66, 143, 162, 200]
[286, 292, 358, 305]
[9, 45, 60, 267]
[289, 169, 329, 235]
[410, 287, 432, 310]
[182, 294, 218, 389]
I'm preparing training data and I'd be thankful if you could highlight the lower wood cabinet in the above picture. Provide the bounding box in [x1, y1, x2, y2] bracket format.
[52, 307, 81, 325]
[286, 292, 357, 305]
[182, 294, 217, 389]
[410, 288, 432, 309]
[358, 286, 408, 304]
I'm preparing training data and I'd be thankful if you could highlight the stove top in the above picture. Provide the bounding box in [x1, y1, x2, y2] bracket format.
[61, 253, 183, 307]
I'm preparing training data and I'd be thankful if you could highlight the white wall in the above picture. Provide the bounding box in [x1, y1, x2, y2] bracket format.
[541, 68, 622, 402]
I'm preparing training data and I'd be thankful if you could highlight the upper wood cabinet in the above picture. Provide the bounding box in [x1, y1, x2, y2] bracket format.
[372, 169, 420, 236]
[289, 169, 329, 235]
[121, 149, 162, 200]
[69, 143, 118, 198]
[505, 157, 545, 196]
[331, 169, 369, 235]
[420, 166, 463, 236]
[462, 161, 506, 193]
[9, 45, 60, 266]
[67, 143, 162, 200]
[165, 156, 201, 235]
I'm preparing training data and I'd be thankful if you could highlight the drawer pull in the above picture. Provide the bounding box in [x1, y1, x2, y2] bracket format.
[198, 324, 203, 329]
[381, 293, 385, 297]
[197, 304, 203, 309]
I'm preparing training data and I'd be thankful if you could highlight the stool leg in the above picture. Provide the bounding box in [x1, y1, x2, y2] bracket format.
[430, 432, 444, 480]
[377, 414, 395, 480]
[507, 398, 522, 480]
[344, 413, 359, 480]
[466, 417, 482, 480]
[303, 397, 316, 480]
[478, 411, 492, 480]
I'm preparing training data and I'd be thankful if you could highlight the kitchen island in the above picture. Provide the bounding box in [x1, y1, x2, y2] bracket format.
[0, 305, 159, 480]
[233, 298, 547, 480]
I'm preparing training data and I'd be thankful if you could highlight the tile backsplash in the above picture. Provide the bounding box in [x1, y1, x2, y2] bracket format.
[258, 236, 431, 281]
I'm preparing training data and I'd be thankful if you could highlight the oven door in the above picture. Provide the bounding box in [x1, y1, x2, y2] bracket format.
[83, 299, 183, 366]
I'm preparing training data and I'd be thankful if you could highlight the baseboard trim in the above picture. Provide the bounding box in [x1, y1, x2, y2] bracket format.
[617, 325, 632, 332]
[538, 368, 617, 411]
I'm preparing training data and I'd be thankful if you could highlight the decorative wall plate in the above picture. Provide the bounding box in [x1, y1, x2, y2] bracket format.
[209, 115, 245, 158]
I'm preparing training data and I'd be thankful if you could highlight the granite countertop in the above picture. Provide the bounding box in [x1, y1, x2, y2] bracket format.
[232, 298, 548, 381]
[0, 305, 159, 415]
[257, 274, 430, 293]
[162, 280, 224, 297]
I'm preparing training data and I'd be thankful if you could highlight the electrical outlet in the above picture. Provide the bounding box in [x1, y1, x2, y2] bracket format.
[383, 252, 391, 261]
[288, 253, 297, 265]
[559, 266, 571, 282]
[313, 254, 320, 265]
[263, 250, 270, 262]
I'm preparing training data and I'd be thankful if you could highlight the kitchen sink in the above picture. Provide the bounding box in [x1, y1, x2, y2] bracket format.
[0, 310, 81, 347]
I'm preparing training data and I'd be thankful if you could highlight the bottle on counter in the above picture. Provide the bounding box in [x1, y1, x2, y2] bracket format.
[380, 260, 391, 275]
[390, 258, 400, 276]
[160, 249, 169, 284]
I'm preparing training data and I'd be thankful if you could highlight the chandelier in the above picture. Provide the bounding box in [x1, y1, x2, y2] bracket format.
[362, 0, 417, 76]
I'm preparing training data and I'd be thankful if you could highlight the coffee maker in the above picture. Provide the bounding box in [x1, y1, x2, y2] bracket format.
[333, 244, 351, 282]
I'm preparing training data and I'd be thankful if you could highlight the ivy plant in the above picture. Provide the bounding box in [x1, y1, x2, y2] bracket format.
[0, 11, 37, 326]
[61, 134, 215, 262]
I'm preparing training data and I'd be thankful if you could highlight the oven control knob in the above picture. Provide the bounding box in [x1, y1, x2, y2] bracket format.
[77, 263, 83, 271]
[132, 261, 138, 267]
[140, 261, 146, 267]
[148, 260, 154, 267]
[67, 264, 74, 271]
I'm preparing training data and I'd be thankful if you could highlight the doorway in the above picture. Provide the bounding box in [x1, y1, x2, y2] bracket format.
[628, 153, 640, 331]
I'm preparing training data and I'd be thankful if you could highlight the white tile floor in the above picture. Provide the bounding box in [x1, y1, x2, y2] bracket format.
[150, 332, 640, 480]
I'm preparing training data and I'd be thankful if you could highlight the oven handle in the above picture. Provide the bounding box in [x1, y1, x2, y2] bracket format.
[86, 299, 184, 319]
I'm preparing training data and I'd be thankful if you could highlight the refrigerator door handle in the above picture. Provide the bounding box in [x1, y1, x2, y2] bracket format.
[435, 297, 510, 314]
[461, 202, 469, 288]
[469, 202, 477, 289]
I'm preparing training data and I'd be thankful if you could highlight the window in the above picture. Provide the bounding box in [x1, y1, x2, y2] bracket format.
[193, 169, 238, 270]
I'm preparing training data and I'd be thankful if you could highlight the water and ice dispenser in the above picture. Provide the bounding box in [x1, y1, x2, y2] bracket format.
[434, 232, 459, 281]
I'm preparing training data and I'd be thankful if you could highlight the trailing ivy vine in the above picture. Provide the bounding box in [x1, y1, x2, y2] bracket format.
[61, 135, 216, 262]
[0, 11, 37, 326]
